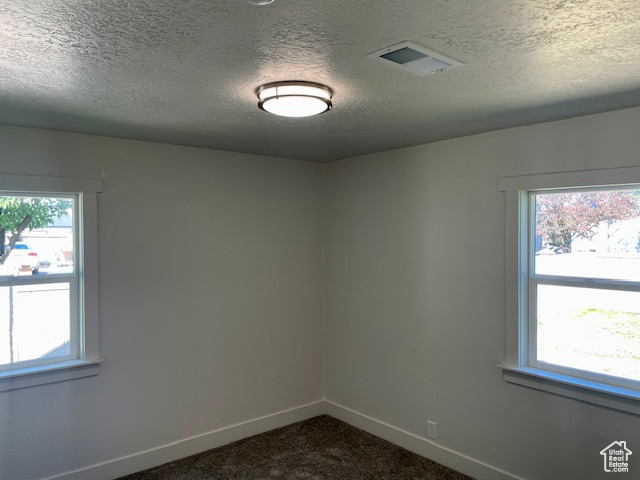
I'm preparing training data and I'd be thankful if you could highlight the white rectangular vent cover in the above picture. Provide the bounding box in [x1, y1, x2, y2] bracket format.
[367, 41, 462, 76]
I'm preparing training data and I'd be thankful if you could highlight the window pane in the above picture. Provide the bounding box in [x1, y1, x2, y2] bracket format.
[0, 194, 74, 278]
[0, 283, 71, 368]
[534, 189, 640, 281]
[537, 285, 640, 382]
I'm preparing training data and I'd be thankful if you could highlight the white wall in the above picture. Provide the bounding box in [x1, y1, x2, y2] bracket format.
[0, 127, 324, 480]
[323, 107, 640, 480]
[4, 106, 640, 480]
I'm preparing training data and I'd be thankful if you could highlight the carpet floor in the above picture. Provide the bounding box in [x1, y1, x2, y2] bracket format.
[117, 415, 474, 480]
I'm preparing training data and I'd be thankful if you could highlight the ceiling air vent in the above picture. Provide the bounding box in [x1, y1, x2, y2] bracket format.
[367, 41, 462, 76]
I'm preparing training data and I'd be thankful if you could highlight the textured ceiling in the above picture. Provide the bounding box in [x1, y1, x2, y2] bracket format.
[1, 0, 640, 162]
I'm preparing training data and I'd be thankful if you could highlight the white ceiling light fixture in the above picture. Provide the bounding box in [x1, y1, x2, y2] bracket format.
[257, 81, 333, 118]
[243, 0, 274, 5]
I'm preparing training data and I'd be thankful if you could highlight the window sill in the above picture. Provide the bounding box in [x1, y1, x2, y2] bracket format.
[0, 359, 103, 392]
[498, 364, 640, 415]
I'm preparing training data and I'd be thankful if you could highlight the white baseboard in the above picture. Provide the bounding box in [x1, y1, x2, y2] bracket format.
[324, 400, 523, 480]
[45, 399, 520, 480]
[44, 400, 325, 480]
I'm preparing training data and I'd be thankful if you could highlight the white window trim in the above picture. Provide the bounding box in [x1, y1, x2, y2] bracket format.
[499, 166, 640, 415]
[0, 174, 103, 392]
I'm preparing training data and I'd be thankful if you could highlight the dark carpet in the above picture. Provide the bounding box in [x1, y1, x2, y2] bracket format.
[117, 415, 474, 480]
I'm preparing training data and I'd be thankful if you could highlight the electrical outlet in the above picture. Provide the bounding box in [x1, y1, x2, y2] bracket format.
[427, 420, 437, 439]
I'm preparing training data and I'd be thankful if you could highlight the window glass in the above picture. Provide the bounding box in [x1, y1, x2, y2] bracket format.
[533, 189, 640, 282]
[536, 285, 640, 382]
[0, 194, 74, 278]
[0, 284, 71, 367]
[531, 187, 640, 386]
[0, 193, 77, 372]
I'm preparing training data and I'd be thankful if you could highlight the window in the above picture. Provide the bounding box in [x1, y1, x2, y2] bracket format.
[0, 174, 102, 392]
[500, 167, 640, 414]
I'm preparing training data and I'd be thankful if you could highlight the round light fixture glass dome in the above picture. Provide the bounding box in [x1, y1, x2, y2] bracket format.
[257, 81, 333, 118]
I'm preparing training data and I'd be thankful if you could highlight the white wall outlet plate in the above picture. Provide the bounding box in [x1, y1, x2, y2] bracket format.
[427, 420, 437, 439]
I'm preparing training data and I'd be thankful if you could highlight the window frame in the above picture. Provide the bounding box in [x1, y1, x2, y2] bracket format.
[0, 174, 103, 392]
[499, 166, 640, 415]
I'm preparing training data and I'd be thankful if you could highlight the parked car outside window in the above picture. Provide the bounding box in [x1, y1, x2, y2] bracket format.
[0, 242, 39, 275]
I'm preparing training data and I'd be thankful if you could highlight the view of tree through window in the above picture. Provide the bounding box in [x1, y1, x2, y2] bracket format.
[0, 193, 76, 370]
[533, 188, 640, 383]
